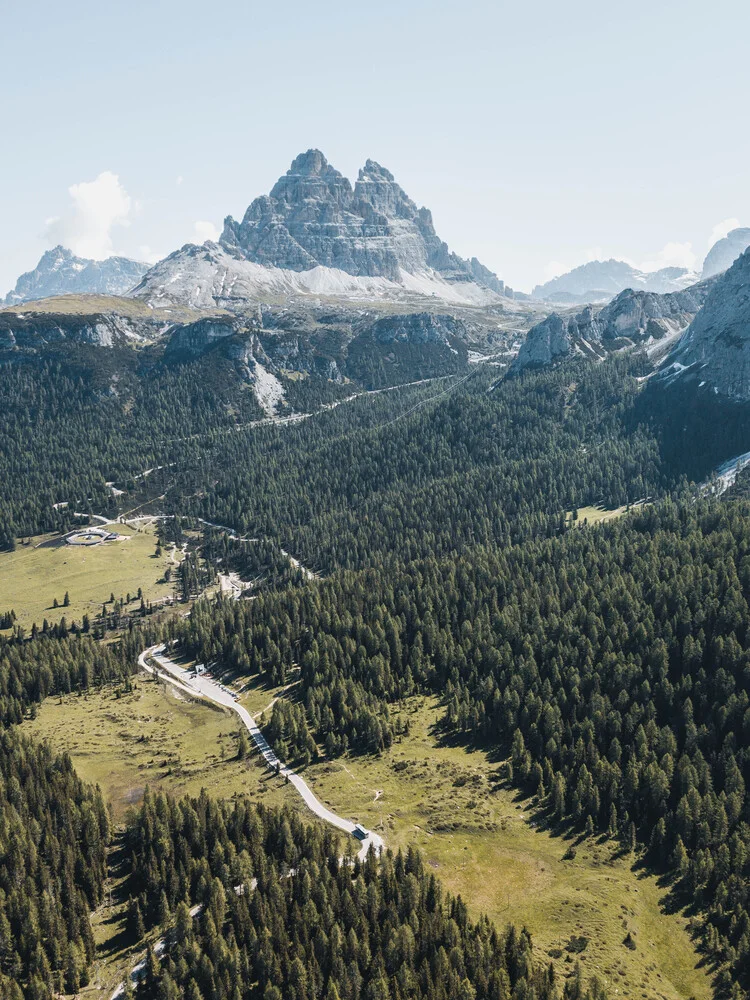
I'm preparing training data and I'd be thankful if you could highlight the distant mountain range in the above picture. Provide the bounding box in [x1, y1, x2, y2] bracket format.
[2, 246, 147, 305]
[531, 260, 699, 304]
[532, 227, 750, 305]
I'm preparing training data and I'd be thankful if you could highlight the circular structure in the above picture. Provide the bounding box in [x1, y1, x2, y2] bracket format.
[65, 527, 119, 546]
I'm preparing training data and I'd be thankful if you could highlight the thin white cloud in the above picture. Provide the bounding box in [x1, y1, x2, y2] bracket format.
[176, 175, 184, 186]
[137, 245, 164, 264]
[45, 171, 132, 260]
[639, 241, 697, 273]
[194, 220, 220, 243]
[707, 217, 740, 249]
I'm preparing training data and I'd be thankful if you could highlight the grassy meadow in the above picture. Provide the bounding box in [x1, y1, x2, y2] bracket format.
[24, 676, 294, 823]
[301, 698, 711, 1000]
[25, 673, 712, 1000]
[0, 524, 180, 629]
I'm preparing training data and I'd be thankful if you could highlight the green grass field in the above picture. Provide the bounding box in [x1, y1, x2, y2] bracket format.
[0, 524, 181, 630]
[24, 677, 294, 822]
[569, 500, 650, 527]
[300, 698, 711, 1000]
[25, 678, 711, 1000]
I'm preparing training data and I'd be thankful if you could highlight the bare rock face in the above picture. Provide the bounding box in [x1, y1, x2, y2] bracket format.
[219, 150, 505, 293]
[511, 281, 714, 373]
[596, 282, 714, 342]
[3, 246, 148, 305]
[510, 309, 603, 371]
[368, 312, 467, 345]
[0, 304, 164, 349]
[163, 314, 260, 361]
[702, 227, 750, 279]
[661, 249, 750, 401]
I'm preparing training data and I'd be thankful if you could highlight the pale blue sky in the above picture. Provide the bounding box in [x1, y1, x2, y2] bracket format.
[1, 0, 748, 294]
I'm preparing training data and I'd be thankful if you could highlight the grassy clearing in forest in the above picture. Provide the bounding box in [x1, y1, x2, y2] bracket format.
[25, 677, 712, 1000]
[0, 524, 180, 629]
[23, 677, 293, 822]
[569, 499, 650, 527]
[301, 698, 711, 1000]
[23, 676, 302, 998]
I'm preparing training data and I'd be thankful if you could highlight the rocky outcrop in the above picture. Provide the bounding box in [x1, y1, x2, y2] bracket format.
[532, 259, 698, 304]
[595, 281, 714, 344]
[512, 281, 714, 373]
[368, 312, 468, 345]
[510, 306, 605, 371]
[163, 315, 252, 360]
[702, 227, 750, 278]
[3, 246, 148, 305]
[660, 249, 750, 401]
[219, 150, 505, 292]
[0, 302, 166, 350]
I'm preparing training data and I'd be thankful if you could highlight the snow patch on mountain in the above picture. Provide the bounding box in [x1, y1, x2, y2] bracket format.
[131, 242, 501, 310]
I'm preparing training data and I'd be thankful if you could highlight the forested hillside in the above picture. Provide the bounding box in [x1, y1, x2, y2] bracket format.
[5, 339, 750, 997]
[0, 729, 109, 1000]
[176, 500, 750, 992]
[125, 789, 605, 1000]
[176, 355, 666, 571]
[0, 629, 149, 724]
[0, 355, 263, 541]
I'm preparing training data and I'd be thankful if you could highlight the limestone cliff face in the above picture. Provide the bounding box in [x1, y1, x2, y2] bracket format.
[219, 150, 505, 293]
[509, 309, 602, 371]
[3, 246, 147, 305]
[596, 282, 714, 343]
[0, 306, 163, 349]
[661, 249, 750, 402]
[511, 281, 714, 373]
[368, 312, 467, 345]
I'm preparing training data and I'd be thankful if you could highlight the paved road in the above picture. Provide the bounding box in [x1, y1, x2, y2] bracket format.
[138, 645, 384, 862]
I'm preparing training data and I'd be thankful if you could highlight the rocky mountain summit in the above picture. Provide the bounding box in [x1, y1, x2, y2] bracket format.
[132, 151, 509, 310]
[660, 249, 750, 402]
[702, 227, 750, 279]
[3, 246, 148, 305]
[512, 279, 714, 372]
[220, 150, 505, 291]
[532, 259, 698, 304]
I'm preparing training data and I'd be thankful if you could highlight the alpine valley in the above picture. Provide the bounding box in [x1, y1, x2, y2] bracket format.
[4, 147, 750, 1000]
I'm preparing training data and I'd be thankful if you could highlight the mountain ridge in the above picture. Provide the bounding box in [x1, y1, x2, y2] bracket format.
[659, 247, 750, 401]
[512, 279, 715, 372]
[3, 245, 148, 305]
[532, 258, 698, 303]
[701, 226, 750, 278]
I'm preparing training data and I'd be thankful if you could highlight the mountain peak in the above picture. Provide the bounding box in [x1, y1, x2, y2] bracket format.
[702, 226, 750, 278]
[286, 148, 336, 177]
[357, 160, 395, 184]
[215, 149, 505, 293]
[3, 248, 148, 306]
[663, 247, 750, 401]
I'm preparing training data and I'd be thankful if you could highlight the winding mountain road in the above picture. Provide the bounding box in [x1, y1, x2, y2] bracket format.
[138, 645, 384, 861]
